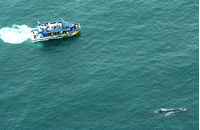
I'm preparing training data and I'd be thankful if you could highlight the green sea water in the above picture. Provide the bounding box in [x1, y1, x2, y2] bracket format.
[0, 0, 198, 129]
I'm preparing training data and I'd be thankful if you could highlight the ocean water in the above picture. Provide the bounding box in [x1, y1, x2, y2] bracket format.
[0, 0, 198, 129]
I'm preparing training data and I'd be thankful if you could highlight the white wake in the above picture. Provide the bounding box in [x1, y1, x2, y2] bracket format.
[0, 25, 32, 44]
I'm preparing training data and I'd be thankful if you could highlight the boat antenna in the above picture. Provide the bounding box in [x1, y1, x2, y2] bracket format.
[58, 16, 65, 22]
[34, 18, 40, 24]
[54, 13, 65, 22]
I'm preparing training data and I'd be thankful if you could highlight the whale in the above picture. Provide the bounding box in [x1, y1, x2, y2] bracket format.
[158, 108, 188, 115]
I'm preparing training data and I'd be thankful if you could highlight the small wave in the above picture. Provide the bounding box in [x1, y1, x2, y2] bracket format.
[0, 25, 32, 44]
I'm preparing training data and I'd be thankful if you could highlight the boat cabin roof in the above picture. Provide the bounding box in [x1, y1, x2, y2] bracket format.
[36, 21, 74, 34]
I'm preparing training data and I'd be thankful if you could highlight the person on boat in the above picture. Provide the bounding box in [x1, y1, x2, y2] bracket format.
[75, 24, 78, 29]
[46, 25, 49, 30]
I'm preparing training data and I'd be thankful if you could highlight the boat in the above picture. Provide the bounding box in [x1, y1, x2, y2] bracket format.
[30, 21, 81, 42]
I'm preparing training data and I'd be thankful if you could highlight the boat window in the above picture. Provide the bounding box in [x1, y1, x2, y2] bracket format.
[64, 26, 69, 29]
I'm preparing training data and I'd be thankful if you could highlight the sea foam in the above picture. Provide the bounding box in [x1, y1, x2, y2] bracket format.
[0, 25, 32, 44]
